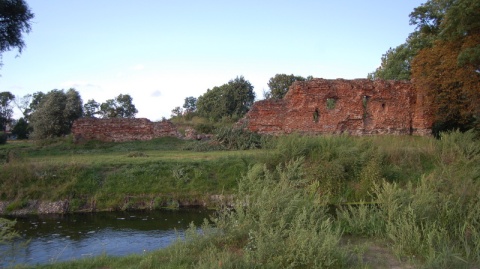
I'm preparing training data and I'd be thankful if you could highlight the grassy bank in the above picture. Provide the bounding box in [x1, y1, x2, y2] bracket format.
[0, 137, 259, 212]
[2, 130, 480, 268]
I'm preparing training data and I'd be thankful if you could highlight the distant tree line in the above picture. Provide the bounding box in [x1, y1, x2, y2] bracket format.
[0, 89, 137, 141]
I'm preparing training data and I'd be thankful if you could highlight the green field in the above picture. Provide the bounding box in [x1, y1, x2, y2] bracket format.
[2, 131, 480, 268]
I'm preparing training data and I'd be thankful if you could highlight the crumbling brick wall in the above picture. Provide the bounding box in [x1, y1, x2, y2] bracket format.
[242, 78, 433, 136]
[72, 118, 180, 142]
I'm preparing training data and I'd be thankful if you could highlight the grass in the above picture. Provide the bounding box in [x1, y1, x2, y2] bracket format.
[0, 137, 260, 210]
[2, 130, 480, 268]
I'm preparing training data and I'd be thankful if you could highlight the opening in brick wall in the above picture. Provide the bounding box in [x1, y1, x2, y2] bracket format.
[326, 98, 336, 110]
[313, 108, 319, 123]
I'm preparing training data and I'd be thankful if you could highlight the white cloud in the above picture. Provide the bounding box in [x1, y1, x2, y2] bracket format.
[151, 90, 162, 97]
[60, 80, 99, 89]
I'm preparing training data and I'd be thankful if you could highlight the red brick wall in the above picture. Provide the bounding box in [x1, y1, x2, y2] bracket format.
[71, 118, 180, 142]
[243, 78, 433, 136]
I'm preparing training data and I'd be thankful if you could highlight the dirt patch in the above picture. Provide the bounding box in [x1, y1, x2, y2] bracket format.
[344, 237, 415, 269]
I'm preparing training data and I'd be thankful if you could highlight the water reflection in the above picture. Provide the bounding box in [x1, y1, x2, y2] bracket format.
[0, 209, 211, 267]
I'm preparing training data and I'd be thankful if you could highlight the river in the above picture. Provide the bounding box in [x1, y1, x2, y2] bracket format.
[0, 209, 211, 267]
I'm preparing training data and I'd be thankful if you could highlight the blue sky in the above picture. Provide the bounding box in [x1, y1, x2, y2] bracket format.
[1, 1, 424, 121]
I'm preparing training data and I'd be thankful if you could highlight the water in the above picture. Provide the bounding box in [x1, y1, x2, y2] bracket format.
[0, 209, 211, 267]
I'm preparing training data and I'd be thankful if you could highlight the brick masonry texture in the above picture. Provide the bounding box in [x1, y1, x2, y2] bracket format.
[72, 118, 180, 142]
[241, 78, 433, 136]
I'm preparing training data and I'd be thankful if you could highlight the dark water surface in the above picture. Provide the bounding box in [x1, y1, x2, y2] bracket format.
[0, 209, 211, 267]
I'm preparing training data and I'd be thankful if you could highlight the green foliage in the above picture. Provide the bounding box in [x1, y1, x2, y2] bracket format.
[29, 89, 83, 139]
[0, 218, 18, 244]
[326, 98, 336, 110]
[197, 76, 255, 120]
[182, 96, 197, 113]
[0, 91, 14, 131]
[0, 131, 6, 144]
[367, 43, 416, 80]
[264, 73, 308, 99]
[83, 99, 100, 118]
[0, 0, 34, 63]
[167, 158, 348, 268]
[336, 130, 480, 267]
[371, 0, 480, 132]
[12, 117, 29, 139]
[98, 94, 138, 118]
[215, 126, 262, 150]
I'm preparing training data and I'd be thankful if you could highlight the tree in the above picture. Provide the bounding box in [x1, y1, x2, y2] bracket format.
[197, 76, 255, 120]
[12, 116, 28, 139]
[265, 74, 307, 99]
[183, 96, 197, 113]
[410, 0, 480, 133]
[13, 93, 31, 118]
[24, 91, 45, 122]
[98, 94, 138, 118]
[0, 0, 34, 67]
[412, 33, 480, 133]
[0, 91, 14, 131]
[64, 88, 83, 127]
[368, 0, 453, 80]
[367, 43, 415, 80]
[197, 86, 225, 120]
[29, 89, 83, 139]
[83, 99, 100, 118]
[171, 106, 183, 117]
[223, 76, 255, 117]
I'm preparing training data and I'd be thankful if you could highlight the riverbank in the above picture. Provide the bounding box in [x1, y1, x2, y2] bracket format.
[0, 137, 252, 215]
[0, 195, 234, 216]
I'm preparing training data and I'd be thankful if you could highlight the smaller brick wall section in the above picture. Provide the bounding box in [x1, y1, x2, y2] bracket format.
[72, 118, 180, 142]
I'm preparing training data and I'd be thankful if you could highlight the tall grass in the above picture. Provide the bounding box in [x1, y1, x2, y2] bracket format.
[337, 130, 480, 268]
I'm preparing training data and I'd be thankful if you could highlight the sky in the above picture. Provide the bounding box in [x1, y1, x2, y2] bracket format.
[1, 1, 425, 121]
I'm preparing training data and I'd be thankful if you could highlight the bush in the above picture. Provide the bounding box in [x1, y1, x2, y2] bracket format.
[215, 126, 262, 150]
[0, 132, 6, 144]
[167, 158, 348, 268]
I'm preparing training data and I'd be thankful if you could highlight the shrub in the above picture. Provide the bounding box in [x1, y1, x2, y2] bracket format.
[215, 126, 262, 150]
[170, 158, 348, 268]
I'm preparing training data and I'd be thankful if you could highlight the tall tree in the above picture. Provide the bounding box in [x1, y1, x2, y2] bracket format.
[83, 99, 100, 118]
[24, 91, 45, 121]
[368, 0, 453, 80]
[223, 76, 255, 117]
[98, 94, 138, 118]
[411, 0, 480, 133]
[0, 0, 34, 67]
[12, 117, 28, 139]
[64, 88, 83, 126]
[0, 91, 14, 131]
[197, 76, 255, 120]
[182, 96, 197, 114]
[29, 89, 83, 139]
[265, 74, 307, 99]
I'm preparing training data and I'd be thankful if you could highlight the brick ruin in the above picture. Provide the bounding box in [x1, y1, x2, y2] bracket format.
[71, 79, 433, 142]
[72, 118, 180, 142]
[240, 78, 433, 136]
